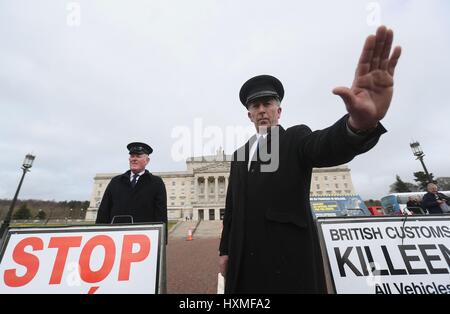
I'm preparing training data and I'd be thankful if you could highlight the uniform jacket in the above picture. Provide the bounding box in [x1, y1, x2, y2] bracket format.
[96, 170, 168, 240]
[219, 115, 386, 293]
[422, 192, 450, 214]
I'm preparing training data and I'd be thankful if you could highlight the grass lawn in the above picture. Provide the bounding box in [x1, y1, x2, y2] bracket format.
[168, 220, 178, 231]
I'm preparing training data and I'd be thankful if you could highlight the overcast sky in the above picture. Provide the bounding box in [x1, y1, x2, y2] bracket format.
[1, 0, 449, 202]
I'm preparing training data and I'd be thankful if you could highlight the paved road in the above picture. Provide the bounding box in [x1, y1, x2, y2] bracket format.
[167, 221, 222, 294]
[170, 220, 199, 238]
[194, 220, 223, 238]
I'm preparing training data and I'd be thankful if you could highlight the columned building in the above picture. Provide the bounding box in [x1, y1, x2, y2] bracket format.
[86, 150, 355, 221]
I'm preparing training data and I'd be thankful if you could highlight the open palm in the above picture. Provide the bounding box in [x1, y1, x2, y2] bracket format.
[333, 26, 402, 130]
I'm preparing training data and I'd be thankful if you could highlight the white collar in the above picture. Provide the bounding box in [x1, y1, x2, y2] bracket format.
[131, 170, 145, 177]
[255, 132, 268, 140]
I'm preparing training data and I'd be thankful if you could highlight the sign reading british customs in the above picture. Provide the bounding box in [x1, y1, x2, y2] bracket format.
[317, 216, 450, 294]
[0, 224, 165, 294]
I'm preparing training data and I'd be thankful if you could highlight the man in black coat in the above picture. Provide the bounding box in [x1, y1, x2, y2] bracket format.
[422, 183, 450, 214]
[219, 26, 402, 293]
[95, 142, 168, 240]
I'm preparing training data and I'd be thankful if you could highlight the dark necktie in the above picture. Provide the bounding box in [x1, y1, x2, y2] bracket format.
[256, 135, 267, 160]
[131, 173, 139, 188]
[249, 136, 266, 170]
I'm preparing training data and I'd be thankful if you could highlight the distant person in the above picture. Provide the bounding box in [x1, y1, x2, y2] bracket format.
[422, 183, 450, 214]
[219, 26, 402, 293]
[406, 196, 424, 215]
[95, 142, 168, 240]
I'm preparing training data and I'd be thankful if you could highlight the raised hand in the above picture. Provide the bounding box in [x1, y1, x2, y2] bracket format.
[333, 26, 402, 131]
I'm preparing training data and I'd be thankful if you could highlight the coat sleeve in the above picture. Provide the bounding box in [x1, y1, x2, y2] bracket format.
[154, 178, 168, 244]
[438, 193, 450, 202]
[95, 181, 113, 224]
[219, 162, 234, 256]
[297, 114, 387, 168]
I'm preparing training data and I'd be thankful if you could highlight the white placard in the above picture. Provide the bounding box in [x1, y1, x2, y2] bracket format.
[318, 216, 450, 294]
[0, 224, 164, 294]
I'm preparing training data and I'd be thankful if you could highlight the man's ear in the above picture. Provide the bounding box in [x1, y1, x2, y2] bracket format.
[248, 111, 254, 122]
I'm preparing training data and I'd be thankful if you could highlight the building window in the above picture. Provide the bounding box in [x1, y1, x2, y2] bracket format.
[181, 202, 184, 205]
[182, 182, 185, 186]
[171, 202, 175, 206]
[326, 190, 332, 195]
[314, 176, 318, 181]
[335, 184, 339, 188]
[342, 175, 346, 180]
[336, 190, 342, 194]
[99, 184, 102, 188]
[317, 191, 323, 195]
[345, 190, 351, 194]
[316, 184, 320, 189]
[172, 181, 176, 186]
[324, 176, 328, 181]
[334, 176, 337, 180]
[344, 183, 348, 188]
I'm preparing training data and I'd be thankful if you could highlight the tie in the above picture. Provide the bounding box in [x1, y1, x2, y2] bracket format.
[131, 173, 139, 188]
[256, 135, 267, 160]
[249, 136, 266, 170]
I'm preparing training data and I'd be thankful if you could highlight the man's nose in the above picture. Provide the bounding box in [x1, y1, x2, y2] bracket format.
[256, 104, 266, 113]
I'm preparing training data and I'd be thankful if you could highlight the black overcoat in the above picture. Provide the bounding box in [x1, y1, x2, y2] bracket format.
[219, 115, 386, 293]
[422, 192, 450, 214]
[96, 170, 168, 238]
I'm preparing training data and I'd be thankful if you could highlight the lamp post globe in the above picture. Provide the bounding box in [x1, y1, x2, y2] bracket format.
[409, 141, 432, 183]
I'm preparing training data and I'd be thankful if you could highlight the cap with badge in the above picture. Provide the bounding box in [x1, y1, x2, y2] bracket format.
[239, 74, 284, 108]
[127, 142, 153, 155]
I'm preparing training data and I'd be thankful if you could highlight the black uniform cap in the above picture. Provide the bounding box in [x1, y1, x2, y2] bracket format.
[239, 74, 284, 108]
[127, 142, 153, 155]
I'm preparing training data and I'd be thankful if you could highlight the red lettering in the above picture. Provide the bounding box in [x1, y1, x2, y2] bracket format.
[48, 236, 82, 284]
[88, 286, 99, 294]
[4, 237, 43, 287]
[79, 235, 115, 283]
[118, 235, 151, 281]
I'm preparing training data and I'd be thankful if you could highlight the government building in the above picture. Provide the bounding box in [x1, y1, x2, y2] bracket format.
[85, 150, 356, 221]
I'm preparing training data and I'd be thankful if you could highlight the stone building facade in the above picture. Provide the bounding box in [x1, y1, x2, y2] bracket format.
[86, 151, 355, 221]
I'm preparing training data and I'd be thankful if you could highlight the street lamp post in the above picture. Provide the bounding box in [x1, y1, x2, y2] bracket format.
[409, 141, 433, 183]
[0, 154, 36, 240]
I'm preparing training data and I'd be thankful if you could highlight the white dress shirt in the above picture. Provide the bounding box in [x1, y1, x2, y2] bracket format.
[130, 170, 145, 183]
